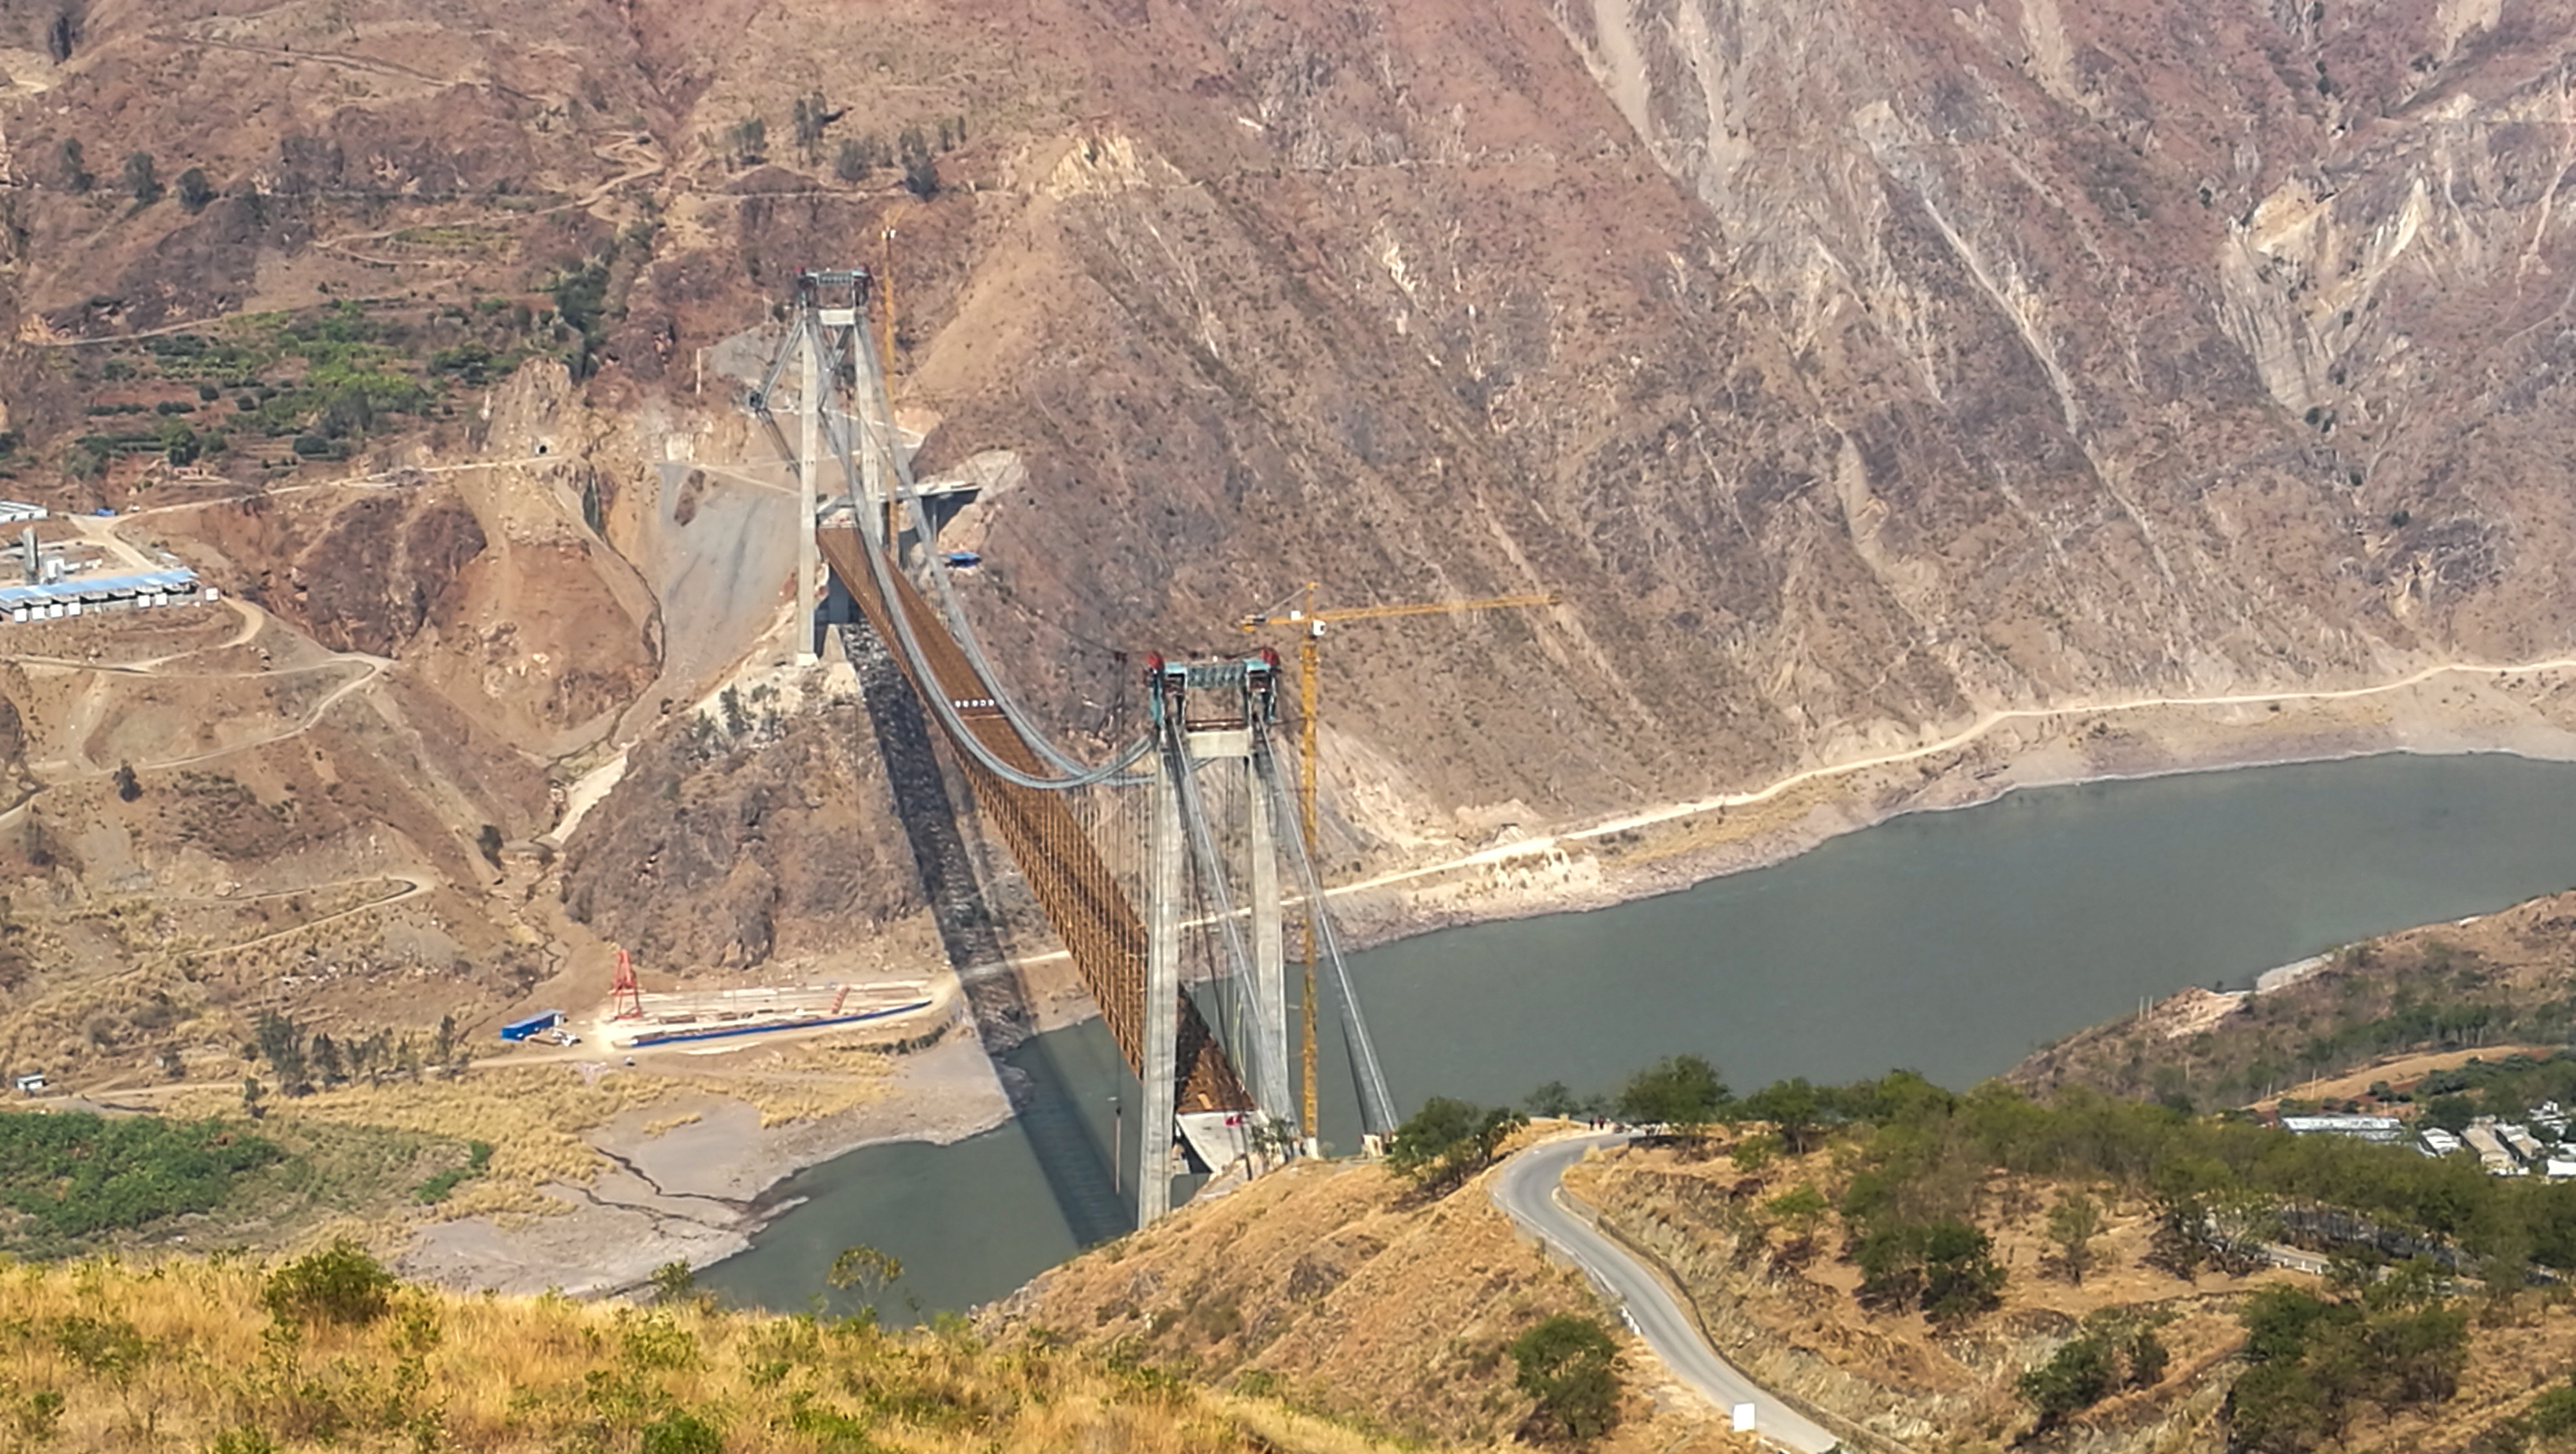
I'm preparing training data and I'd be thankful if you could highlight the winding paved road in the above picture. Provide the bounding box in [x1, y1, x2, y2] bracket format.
[1490, 1131, 1840, 1452]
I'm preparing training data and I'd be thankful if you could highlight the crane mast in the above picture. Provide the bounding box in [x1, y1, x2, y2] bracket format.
[1237, 585, 1561, 1151]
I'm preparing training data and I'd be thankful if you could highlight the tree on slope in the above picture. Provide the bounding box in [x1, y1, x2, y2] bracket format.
[1615, 1054, 1729, 1133]
[1387, 1096, 1526, 1194]
[2046, 1189, 2106, 1285]
[1510, 1313, 1622, 1443]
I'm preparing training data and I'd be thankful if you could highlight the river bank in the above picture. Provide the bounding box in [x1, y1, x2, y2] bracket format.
[396, 1027, 1011, 1296]
[1335, 654, 2576, 942]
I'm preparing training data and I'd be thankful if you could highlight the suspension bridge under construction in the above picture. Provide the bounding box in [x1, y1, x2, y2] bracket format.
[747, 269, 1398, 1231]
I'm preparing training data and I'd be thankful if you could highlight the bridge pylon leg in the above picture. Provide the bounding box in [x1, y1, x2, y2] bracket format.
[1248, 748, 1287, 1147]
[1139, 733, 1183, 1225]
[795, 317, 822, 665]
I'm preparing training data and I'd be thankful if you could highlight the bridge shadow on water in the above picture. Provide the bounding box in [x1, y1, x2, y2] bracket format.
[839, 621, 1133, 1248]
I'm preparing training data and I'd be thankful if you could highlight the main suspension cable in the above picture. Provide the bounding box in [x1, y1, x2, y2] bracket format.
[841, 301, 1155, 788]
[750, 297, 1155, 793]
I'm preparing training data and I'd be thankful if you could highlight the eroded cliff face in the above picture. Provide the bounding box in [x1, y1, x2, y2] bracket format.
[559, 690, 939, 974]
[1544, 0, 2576, 675]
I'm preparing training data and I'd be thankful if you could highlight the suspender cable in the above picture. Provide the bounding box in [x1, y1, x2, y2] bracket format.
[1259, 728, 1396, 1135]
[842, 293, 1155, 788]
[1167, 730, 1292, 1118]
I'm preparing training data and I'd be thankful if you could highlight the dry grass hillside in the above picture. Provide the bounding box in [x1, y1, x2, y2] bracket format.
[0, 1246, 1452, 1454]
[1565, 1134, 2576, 1453]
[1567, 1138, 2267, 1451]
[991, 1142, 1752, 1453]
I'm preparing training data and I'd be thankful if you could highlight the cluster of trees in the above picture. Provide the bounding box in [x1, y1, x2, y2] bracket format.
[1485, 1050, 2576, 1339]
[726, 92, 966, 200]
[247, 1009, 467, 1100]
[53, 141, 216, 210]
[551, 254, 615, 381]
[823, 114, 964, 197]
[1505, 1059, 2576, 1289]
[1524, 1053, 1733, 1130]
[2017, 1309, 2170, 1428]
[789, 93, 840, 162]
[2228, 1266, 2470, 1453]
[1388, 1042, 2576, 1446]
[166, 303, 437, 464]
[675, 683, 793, 765]
[1381, 1039, 2576, 1451]
[2401, 1050, 2576, 1131]
[1385, 1096, 1526, 1194]
[1850, 1218, 2005, 1321]
[1679, 1068, 2576, 1281]
[2049, 939, 2575, 1109]
[0, 1111, 280, 1244]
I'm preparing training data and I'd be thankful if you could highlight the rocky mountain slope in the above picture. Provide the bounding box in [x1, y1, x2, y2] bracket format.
[5, 0, 2576, 1070]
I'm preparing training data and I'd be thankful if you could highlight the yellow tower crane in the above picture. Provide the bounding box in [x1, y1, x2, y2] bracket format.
[1235, 584, 1561, 1149]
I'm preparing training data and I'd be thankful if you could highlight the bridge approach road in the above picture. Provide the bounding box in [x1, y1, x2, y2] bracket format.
[1489, 1131, 1842, 1453]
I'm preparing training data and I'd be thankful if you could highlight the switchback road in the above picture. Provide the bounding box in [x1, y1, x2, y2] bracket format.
[1490, 1131, 1841, 1452]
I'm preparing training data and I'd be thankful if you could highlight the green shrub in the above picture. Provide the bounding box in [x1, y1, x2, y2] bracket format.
[620, 1311, 701, 1371]
[2018, 1333, 2116, 1425]
[1509, 1313, 1620, 1442]
[51, 1315, 147, 1379]
[14, 1388, 64, 1440]
[262, 1238, 397, 1326]
[413, 1140, 493, 1203]
[2525, 1381, 2576, 1436]
[639, 1410, 723, 1454]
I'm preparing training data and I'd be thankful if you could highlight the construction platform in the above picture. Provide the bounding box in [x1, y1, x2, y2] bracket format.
[585, 980, 943, 1051]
